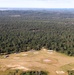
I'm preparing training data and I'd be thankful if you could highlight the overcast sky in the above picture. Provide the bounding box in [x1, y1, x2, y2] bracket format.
[0, 0, 74, 8]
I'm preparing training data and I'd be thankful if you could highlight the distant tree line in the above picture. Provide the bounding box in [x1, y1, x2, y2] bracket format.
[0, 10, 74, 56]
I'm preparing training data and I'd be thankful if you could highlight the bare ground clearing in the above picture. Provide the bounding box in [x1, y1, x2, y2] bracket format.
[0, 49, 74, 75]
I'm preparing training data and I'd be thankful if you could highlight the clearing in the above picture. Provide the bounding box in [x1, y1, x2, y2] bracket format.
[0, 48, 74, 75]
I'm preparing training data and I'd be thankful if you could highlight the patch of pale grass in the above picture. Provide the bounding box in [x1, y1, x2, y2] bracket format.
[0, 55, 5, 59]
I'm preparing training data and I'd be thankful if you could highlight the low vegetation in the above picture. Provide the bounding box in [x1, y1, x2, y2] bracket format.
[0, 70, 48, 75]
[61, 63, 74, 71]
[68, 70, 74, 75]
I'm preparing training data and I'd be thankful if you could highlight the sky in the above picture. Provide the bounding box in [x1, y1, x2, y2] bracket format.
[0, 0, 74, 8]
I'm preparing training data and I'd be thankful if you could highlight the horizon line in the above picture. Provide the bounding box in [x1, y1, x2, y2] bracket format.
[0, 7, 74, 9]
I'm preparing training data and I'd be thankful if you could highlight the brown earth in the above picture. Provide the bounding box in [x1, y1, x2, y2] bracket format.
[0, 48, 74, 75]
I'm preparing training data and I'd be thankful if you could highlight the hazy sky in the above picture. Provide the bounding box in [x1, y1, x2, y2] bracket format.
[0, 0, 74, 8]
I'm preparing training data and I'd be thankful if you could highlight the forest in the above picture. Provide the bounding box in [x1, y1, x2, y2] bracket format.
[0, 9, 74, 56]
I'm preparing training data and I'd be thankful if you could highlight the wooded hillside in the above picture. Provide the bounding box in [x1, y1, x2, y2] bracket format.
[0, 9, 74, 56]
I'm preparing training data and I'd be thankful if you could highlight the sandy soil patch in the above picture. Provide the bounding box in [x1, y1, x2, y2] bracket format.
[43, 59, 51, 62]
[12, 66, 29, 70]
[7, 65, 29, 70]
[42, 58, 58, 64]
[47, 52, 53, 54]
[7, 65, 20, 68]
[13, 57, 20, 59]
[33, 52, 39, 54]
[22, 54, 28, 56]
[0, 49, 74, 75]
[56, 71, 65, 74]
[72, 68, 74, 70]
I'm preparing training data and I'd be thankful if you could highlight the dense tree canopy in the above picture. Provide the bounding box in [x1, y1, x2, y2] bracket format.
[0, 9, 74, 56]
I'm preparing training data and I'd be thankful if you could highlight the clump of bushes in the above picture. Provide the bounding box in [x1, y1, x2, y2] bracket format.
[0, 70, 48, 75]
[68, 70, 74, 75]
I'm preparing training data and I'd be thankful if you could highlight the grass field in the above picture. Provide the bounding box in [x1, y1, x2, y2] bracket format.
[0, 48, 74, 75]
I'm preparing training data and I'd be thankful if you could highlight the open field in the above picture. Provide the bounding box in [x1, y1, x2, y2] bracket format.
[0, 48, 74, 75]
